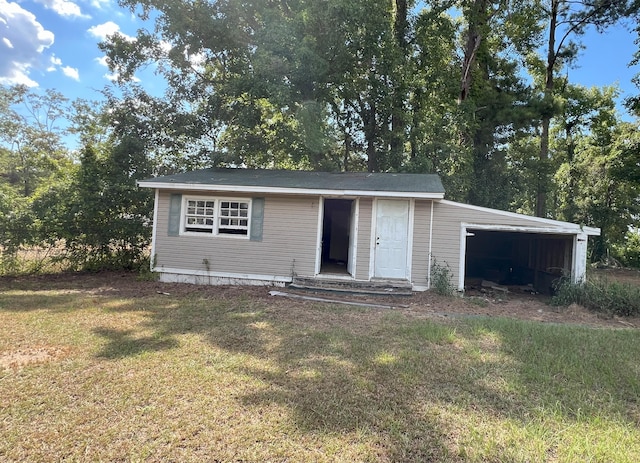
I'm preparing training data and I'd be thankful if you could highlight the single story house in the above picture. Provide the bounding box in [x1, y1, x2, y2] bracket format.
[138, 168, 600, 293]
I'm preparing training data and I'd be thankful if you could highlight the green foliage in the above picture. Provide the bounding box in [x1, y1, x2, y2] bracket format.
[0, 85, 73, 197]
[551, 276, 640, 317]
[29, 142, 153, 272]
[2, 0, 640, 276]
[612, 231, 640, 268]
[430, 259, 456, 297]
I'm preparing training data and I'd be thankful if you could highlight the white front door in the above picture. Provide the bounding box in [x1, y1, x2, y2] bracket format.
[374, 199, 409, 279]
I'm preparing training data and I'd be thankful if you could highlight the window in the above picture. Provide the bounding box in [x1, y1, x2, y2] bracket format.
[182, 197, 250, 237]
[185, 199, 216, 233]
[219, 201, 249, 235]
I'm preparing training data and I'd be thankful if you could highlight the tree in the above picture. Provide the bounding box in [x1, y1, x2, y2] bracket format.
[0, 85, 72, 197]
[551, 84, 618, 223]
[98, 0, 473, 174]
[31, 110, 154, 270]
[454, 0, 543, 206]
[532, 0, 637, 217]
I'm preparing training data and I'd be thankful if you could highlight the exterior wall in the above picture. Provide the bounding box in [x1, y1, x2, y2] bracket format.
[430, 202, 464, 285]
[153, 190, 319, 281]
[152, 191, 589, 290]
[430, 200, 584, 290]
[355, 198, 373, 281]
[411, 200, 433, 290]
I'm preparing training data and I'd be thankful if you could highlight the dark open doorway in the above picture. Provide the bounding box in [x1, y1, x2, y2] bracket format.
[465, 230, 573, 294]
[321, 199, 353, 275]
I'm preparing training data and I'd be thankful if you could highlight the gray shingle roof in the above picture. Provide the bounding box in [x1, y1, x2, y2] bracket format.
[139, 168, 445, 195]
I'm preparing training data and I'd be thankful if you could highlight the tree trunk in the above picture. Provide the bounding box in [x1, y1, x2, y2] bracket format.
[537, 0, 559, 218]
[459, 0, 487, 104]
[365, 103, 378, 172]
[389, 0, 408, 169]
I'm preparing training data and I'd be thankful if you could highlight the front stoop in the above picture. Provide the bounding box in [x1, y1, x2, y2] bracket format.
[288, 277, 413, 297]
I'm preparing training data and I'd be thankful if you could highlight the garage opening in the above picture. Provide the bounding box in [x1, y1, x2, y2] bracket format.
[465, 230, 574, 294]
[320, 199, 354, 275]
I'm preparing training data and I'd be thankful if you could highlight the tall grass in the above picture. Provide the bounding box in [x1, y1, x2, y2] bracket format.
[552, 276, 640, 316]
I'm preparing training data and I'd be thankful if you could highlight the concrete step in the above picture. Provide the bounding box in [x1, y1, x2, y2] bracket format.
[288, 277, 413, 297]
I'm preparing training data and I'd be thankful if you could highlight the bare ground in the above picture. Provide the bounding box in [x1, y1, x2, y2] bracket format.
[1, 268, 638, 373]
[2, 268, 638, 332]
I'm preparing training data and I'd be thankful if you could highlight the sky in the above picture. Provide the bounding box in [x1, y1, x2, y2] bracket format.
[1, 0, 639, 119]
[0, 0, 159, 103]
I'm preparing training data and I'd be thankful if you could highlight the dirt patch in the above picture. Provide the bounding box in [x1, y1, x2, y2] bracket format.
[592, 267, 640, 285]
[2, 271, 639, 329]
[0, 346, 71, 371]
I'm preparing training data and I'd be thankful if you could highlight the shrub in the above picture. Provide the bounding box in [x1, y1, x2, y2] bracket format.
[552, 276, 640, 317]
[430, 259, 456, 297]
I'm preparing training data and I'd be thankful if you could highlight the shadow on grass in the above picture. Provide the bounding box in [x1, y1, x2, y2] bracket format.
[145, 298, 640, 460]
[92, 327, 180, 359]
[0, 291, 91, 313]
[85, 290, 640, 459]
[463, 317, 640, 420]
[4, 274, 640, 461]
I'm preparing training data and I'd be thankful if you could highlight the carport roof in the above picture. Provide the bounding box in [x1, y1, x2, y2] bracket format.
[138, 168, 446, 198]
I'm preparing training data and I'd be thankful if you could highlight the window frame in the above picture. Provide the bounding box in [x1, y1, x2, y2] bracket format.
[180, 195, 252, 238]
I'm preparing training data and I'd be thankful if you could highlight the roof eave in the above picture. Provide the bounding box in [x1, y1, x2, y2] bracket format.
[137, 181, 445, 199]
[441, 200, 601, 236]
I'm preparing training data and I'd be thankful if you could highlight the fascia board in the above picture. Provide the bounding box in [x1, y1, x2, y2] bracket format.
[444, 200, 600, 236]
[462, 222, 600, 236]
[137, 181, 445, 199]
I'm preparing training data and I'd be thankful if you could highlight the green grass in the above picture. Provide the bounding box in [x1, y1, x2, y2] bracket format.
[1, 276, 639, 462]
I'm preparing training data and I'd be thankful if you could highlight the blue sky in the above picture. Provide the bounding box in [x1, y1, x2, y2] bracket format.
[1, 0, 639, 117]
[0, 0, 144, 97]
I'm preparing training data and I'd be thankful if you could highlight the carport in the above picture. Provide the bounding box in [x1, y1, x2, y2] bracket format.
[457, 221, 597, 294]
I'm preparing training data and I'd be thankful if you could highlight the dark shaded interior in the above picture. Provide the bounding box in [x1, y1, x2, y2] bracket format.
[465, 230, 574, 294]
[321, 199, 353, 274]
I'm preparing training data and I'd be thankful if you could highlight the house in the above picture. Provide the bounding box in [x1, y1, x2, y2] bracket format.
[138, 168, 600, 293]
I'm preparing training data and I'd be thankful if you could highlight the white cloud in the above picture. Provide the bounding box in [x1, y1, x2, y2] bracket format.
[0, 0, 55, 87]
[62, 66, 79, 81]
[90, 0, 112, 10]
[103, 71, 140, 83]
[46, 55, 61, 71]
[94, 55, 108, 67]
[34, 0, 90, 19]
[88, 21, 132, 41]
[90, 22, 136, 82]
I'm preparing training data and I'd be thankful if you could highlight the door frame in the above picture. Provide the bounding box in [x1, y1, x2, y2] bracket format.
[369, 198, 414, 280]
[314, 196, 359, 278]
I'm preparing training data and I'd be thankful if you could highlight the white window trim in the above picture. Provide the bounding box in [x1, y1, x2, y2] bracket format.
[180, 195, 251, 239]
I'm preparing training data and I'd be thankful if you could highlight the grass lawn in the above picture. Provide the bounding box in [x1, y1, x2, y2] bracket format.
[1, 274, 639, 462]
